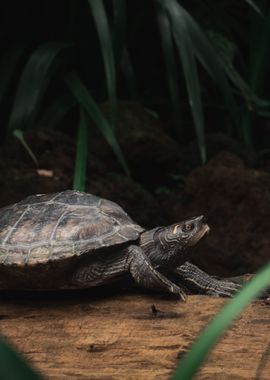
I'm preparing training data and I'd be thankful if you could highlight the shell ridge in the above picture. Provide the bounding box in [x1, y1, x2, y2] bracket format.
[1, 223, 140, 250]
[49, 210, 69, 244]
[1, 205, 30, 247]
[19, 201, 99, 209]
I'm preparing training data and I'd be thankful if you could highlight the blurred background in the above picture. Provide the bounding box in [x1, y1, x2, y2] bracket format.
[0, 0, 270, 277]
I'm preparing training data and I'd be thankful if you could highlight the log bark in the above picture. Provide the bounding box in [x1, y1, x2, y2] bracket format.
[0, 288, 269, 379]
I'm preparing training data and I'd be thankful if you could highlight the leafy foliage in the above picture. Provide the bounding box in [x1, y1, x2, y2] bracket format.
[0, 0, 267, 178]
[0, 336, 42, 380]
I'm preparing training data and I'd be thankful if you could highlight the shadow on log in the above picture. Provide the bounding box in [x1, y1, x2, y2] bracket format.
[0, 287, 269, 379]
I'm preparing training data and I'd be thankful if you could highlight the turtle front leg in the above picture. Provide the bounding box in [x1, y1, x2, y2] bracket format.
[72, 245, 186, 300]
[174, 261, 242, 297]
[127, 245, 187, 301]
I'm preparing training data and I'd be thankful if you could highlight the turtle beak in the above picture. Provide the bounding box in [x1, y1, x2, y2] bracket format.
[186, 216, 210, 246]
[197, 215, 210, 236]
[194, 215, 206, 223]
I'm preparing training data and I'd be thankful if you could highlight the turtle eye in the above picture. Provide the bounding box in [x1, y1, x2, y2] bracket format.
[183, 223, 194, 232]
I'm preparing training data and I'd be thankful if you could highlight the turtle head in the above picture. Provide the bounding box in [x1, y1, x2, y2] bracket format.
[140, 215, 210, 268]
[167, 216, 210, 247]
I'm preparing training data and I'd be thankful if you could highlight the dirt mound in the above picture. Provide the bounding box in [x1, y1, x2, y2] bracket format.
[160, 152, 270, 275]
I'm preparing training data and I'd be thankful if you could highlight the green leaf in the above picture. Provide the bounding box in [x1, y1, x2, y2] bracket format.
[249, 7, 270, 95]
[171, 263, 270, 380]
[65, 71, 129, 176]
[171, 3, 239, 129]
[73, 109, 88, 192]
[208, 31, 269, 111]
[244, 0, 262, 15]
[88, 0, 117, 130]
[8, 42, 71, 134]
[155, 1, 182, 139]
[13, 129, 39, 167]
[165, 0, 206, 162]
[0, 336, 42, 380]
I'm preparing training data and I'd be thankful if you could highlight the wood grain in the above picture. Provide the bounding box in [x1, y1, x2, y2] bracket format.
[0, 288, 269, 379]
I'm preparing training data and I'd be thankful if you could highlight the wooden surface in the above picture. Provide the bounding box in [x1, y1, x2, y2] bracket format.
[0, 288, 269, 380]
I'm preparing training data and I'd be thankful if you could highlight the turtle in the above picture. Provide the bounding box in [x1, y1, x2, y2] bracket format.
[0, 190, 240, 300]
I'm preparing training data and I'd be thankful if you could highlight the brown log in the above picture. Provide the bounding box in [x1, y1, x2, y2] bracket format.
[0, 288, 269, 379]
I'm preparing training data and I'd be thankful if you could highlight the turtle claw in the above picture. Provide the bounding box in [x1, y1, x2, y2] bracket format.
[180, 291, 187, 302]
[170, 283, 187, 301]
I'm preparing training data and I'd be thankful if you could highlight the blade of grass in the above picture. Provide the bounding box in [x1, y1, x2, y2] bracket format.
[8, 42, 71, 134]
[171, 263, 270, 380]
[244, 0, 262, 15]
[164, 0, 206, 162]
[88, 0, 117, 130]
[208, 31, 269, 111]
[155, 1, 182, 140]
[65, 71, 129, 176]
[73, 108, 88, 192]
[13, 129, 39, 167]
[249, 7, 270, 95]
[166, 2, 239, 131]
[240, 4, 270, 146]
[0, 336, 43, 380]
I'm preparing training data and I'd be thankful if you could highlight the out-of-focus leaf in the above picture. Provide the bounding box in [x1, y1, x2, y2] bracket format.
[156, 1, 182, 139]
[168, 3, 239, 129]
[88, 0, 117, 130]
[163, 0, 206, 162]
[13, 129, 39, 167]
[8, 42, 71, 134]
[244, 0, 262, 15]
[36, 94, 76, 129]
[0, 336, 43, 380]
[172, 263, 270, 380]
[208, 31, 269, 110]
[65, 71, 129, 176]
[239, 4, 270, 146]
[249, 8, 270, 94]
[257, 109, 270, 118]
[73, 109, 88, 192]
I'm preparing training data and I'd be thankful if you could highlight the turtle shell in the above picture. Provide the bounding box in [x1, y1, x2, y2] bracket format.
[0, 190, 144, 266]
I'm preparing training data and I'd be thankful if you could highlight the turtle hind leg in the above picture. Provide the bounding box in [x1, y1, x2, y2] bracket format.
[174, 261, 242, 297]
[127, 245, 187, 301]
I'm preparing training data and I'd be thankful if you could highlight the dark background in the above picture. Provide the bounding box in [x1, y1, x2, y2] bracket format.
[0, 0, 270, 277]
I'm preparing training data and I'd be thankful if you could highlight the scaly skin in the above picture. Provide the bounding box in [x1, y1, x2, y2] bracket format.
[73, 215, 241, 300]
